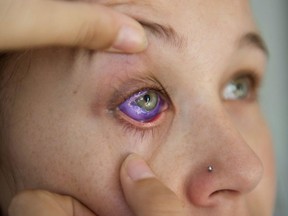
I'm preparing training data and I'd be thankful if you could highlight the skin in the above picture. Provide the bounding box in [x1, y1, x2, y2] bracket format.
[7, 155, 188, 216]
[0, 0, 276, 215]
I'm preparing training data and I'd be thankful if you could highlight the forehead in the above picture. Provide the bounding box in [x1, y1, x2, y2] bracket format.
[90, 0, 265, 76]
[91, 0, 264, 80]
[99, 0, 256, 41]
[99, 0, 253, 18]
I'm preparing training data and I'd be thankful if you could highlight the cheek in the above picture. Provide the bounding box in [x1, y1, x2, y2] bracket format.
[0, 49, 133, 215]
[246, 132, 276, 216]
[7, 110, 132, 214]
[228, 104, 276, 213]
[246, 122, 276, 215]
[1, 49, 170, 216]
[6, 95, 171, 216]
[3, 84, 127, 214]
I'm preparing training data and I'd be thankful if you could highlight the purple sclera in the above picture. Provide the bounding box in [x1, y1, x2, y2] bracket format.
[118, 90, 163, 122]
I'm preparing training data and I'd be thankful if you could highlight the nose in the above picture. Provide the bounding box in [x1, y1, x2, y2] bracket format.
[184, 108, 263, 207]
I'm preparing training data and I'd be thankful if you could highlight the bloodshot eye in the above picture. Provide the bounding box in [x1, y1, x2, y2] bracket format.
[118, 90, 167, 122]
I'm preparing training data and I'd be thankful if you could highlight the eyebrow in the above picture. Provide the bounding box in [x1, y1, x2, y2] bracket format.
[239, 32, 269, 57]
[138, 20, 187, 50]
[139, 20, 268, 57]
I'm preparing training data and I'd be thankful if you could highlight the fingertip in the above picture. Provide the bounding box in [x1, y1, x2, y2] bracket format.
[73, 2, 148, 53]
[40, 1, 148, 52]
[122, 153, 155, 182]
[120, 154, 187, 216]
[105, 24, 148, 53]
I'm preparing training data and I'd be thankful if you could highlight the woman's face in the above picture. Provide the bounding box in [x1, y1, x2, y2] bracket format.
[0, 0, 276, 215]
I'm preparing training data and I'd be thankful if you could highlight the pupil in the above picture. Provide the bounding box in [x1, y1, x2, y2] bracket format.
[135, 91, 158, 111]
[144, 94, 151, 103]
[236, 83, 243, 90]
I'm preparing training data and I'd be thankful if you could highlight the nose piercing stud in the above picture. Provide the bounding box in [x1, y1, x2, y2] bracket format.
[208, 165, 213, 173]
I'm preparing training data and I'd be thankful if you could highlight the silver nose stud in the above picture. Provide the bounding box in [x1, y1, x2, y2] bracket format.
[208, 165, 214, 173]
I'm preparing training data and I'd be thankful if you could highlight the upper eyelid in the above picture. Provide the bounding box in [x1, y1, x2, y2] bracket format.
[119, 86, 167, 105]
[222, 70, 262, 91]
[233, 71, 262, 89]
[107, 76, 171, 111]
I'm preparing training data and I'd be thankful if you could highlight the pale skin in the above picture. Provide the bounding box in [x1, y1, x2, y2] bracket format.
[0, 0, 276, 216]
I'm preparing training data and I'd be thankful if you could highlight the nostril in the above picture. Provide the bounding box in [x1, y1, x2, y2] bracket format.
[188, 187, 240, 207]
[206, 189, 241, 206]
[210, 189, 239, 198]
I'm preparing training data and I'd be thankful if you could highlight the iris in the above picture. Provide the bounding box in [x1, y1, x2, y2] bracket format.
[118, 90, 164, 122]
[223, 76, 252, 100]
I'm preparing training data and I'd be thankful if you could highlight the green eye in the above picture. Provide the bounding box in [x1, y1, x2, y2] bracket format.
[136, 91, 159, 111]
[223, 76, 253, 100]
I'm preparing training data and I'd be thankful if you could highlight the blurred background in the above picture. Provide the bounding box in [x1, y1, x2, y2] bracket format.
[251, 0, 288, 215]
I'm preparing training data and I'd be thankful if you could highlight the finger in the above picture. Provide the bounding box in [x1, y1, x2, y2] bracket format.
[120, 154, 187, 216]
[0, 0, 147, 52]
[8, 190, 97, 216]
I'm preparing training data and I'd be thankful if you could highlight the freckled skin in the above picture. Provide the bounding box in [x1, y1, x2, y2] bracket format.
[0, 0, 275, 216]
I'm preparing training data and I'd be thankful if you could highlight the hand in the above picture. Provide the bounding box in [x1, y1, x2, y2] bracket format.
[120, 154, 187, 216]
[0, 0, 147, 53]
[8, 154, 186, 216]
[8, 190, 98, 216]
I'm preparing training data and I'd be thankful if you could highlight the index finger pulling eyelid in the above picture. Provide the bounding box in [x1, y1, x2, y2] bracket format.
[44, 0, 148, 51]
[0, 0, 147, 52]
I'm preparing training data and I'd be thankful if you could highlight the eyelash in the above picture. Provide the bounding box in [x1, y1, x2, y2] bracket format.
[117, 86, 168, 107]
[117, 116, 159, 140]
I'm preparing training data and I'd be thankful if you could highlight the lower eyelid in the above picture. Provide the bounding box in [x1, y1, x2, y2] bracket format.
[115, 106, 167, 129]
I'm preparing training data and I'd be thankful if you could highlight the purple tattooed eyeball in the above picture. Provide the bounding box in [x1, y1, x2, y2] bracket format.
[118, 90, 165, 122]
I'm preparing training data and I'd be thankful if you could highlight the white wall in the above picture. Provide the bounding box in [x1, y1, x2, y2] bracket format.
[251, 1, 288, 215]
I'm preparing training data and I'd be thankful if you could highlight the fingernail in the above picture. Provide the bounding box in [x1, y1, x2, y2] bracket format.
[125, 154, 155, 181]
[112, 25, 148, 53]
